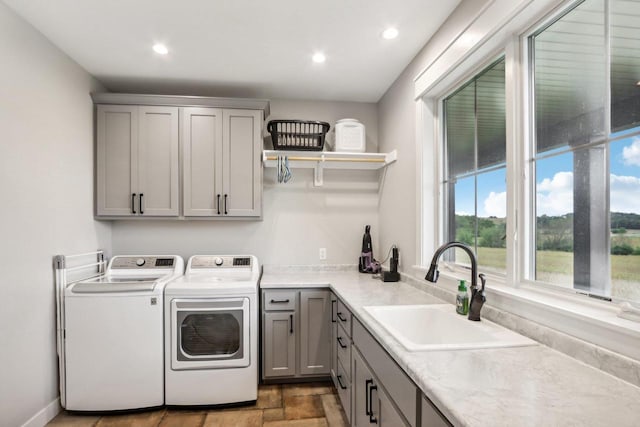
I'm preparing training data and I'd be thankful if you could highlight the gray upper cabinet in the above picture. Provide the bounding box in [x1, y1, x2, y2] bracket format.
[299, 290, 331, 376]
[182, 108, 223, 216]
[96, 104, 179, 217]
[93, 93, 269, 219]
[96, 105, 137, 216]
[137, 106, 179, 216]
[182, 108, 263, 218]
[222, 109, 262, 217]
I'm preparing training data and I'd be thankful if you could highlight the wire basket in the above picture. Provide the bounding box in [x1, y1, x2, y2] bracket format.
[267, 120, 330, 151]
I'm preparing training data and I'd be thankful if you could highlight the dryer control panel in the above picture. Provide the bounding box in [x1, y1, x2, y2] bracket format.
[190, 255, 253, 269]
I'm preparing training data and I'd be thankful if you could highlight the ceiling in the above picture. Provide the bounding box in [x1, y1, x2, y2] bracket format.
[3, 0, 461, 102]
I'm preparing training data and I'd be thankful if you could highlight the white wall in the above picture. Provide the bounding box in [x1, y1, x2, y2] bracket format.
[111, 98, 381, 265]
[377, 1, 492, 269]
[0, 3, 111, 426]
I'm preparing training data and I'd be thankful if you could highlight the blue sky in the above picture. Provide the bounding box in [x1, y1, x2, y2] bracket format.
[454, 127, 640, 218]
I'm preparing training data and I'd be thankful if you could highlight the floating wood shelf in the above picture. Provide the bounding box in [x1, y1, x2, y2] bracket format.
[262, 150, 397, 186]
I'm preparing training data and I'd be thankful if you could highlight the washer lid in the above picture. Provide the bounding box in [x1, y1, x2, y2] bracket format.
[70, 275, 162, 293]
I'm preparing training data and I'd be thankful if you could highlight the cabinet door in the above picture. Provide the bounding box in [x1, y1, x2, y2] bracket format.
[263, 312, 296, 377]
[96, 105, 138, 216]
[330, 293, 338, 387]
[352, 348, 375, 427]
[222, 109, 262, 217]
[378, 386, 409, 427]
[299, 290, 331, 375]
[421, 395, 451, 427]
[182, 107, 224, 216]
[137, 106, 179, 216]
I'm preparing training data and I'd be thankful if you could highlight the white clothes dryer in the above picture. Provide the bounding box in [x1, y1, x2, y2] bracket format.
[61, 255, 184, 411]
[164, 255, 260, 406]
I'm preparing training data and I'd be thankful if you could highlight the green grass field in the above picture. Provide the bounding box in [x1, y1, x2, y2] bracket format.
[458, 247, 640, 300]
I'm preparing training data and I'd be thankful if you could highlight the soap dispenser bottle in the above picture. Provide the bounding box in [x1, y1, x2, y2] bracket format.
[456, 280, 469, 315]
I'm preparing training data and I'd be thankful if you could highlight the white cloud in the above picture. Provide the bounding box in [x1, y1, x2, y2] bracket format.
[483, 191, 506, 217]
[536, 171, 573, 216]
[534, 171, 640, 216]
[610, 174, 640, 214]
[622, 138, 640, 167]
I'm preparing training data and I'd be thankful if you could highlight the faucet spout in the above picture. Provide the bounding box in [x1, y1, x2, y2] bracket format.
[424, 241, 485, 321]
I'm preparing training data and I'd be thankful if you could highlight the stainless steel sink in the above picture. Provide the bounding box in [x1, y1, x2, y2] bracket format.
[363, 304, 536, 352]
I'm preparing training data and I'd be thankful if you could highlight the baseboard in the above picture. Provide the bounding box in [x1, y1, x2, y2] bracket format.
[21, 398, 61, 427]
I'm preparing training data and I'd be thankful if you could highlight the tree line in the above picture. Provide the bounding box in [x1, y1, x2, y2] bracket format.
[454, 212, 640, 255]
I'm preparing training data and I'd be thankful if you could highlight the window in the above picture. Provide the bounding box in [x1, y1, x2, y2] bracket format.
[530, 0, 640, 301]
[442, 58, 506, 274]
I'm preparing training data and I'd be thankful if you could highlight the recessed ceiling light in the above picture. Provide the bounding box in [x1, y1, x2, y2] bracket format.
[312, 52, 326, 63]
[153, 43, 169, 55]
[382, 27, 399, 40]
[636, 80, 640, 87]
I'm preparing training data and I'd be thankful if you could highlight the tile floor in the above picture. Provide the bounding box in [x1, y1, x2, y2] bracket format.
[48, 381, 349, 427]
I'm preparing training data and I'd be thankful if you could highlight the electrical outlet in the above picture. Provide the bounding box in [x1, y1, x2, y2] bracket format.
[319, 248, 327, 260]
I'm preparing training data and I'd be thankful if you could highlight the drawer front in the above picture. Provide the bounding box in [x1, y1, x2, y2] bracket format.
[336, 323, 351, 375]
[336, 359, 351, 424]
[353, 318, 417, 426]
[336, 299, 352, 336]
[263, 290, 297, 311]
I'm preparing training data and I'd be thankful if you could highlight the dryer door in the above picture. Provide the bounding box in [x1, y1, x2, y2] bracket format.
[171, 298, 250, 370]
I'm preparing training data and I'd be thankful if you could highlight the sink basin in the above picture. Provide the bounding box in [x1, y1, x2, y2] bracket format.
[363, 304, 536, 352]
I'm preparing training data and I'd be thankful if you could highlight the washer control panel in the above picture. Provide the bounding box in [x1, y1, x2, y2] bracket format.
[190, 255, 253, 269]
[111, 256, 176, 269]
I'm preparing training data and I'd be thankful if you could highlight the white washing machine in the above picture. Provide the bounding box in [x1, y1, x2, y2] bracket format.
[61, 255, 184, 411]
[164, 255, 260, 406]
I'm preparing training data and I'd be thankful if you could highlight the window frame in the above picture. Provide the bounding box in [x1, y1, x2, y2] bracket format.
[440, 56, 509, 276]
[416, 0, 640, 365]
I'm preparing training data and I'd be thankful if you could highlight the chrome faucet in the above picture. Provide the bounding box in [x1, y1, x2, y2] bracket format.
[425, 242, 486, 321]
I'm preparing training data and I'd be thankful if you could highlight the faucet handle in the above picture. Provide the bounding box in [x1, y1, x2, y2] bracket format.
[478, 273, 486, 293]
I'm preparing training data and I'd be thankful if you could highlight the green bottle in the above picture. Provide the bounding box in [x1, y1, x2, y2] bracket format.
[456, 280, 469, 315]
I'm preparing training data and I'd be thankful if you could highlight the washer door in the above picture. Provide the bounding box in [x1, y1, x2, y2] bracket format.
[171, 298, 250, 370]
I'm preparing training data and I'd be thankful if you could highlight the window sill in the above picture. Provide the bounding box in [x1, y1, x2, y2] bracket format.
[411, 265, 640, 361]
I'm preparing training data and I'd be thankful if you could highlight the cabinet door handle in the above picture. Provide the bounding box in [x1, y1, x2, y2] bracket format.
[336, 375, 347, 390]
[289, 314, 293, 334]
[337, 336, 347, 349]
[217, 194, 221, 215]
[365, 379, 373, 416]
[337, 312, 347, 322]
[131, 193, 137, 214]
[139, 193, 144, 214]
[331, 300, 337, 323]
[368, 382, 378, 424]
[270, 299, 290, 304]
[224, 194, 228, 215]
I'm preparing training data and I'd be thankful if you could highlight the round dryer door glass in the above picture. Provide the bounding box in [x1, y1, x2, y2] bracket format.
[179, 312, 243, 359]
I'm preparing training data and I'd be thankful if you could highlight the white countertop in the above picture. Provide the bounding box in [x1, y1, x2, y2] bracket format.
[260, 270, 640, 426]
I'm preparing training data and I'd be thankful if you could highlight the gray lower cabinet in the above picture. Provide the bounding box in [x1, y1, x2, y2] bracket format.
[330, 293, 338, 387]
[352, 348, 407, 427]
[96, 104, 179, 217]
[353, 318, 417, 427]
[421, 395, 451, 427]
[262, 289, 331, 380]
[299, 290, 331, 375]
[263, 311, 296, 377]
